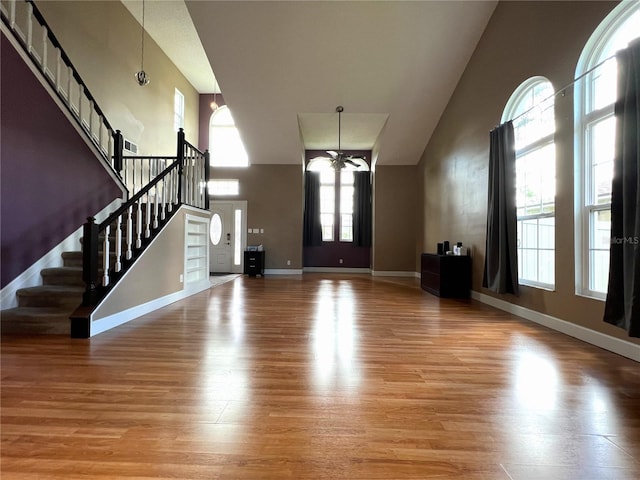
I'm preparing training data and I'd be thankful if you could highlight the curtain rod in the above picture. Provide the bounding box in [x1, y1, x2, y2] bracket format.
[506, 51, 618, 125]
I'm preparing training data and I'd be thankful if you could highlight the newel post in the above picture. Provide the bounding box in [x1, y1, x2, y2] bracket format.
[82, 217, 99, 306]
[177, 128, 185, 205]
[204, 149, 210, 211]
[113, 129, 124, 173]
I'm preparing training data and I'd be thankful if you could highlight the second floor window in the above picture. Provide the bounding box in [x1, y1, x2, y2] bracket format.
[174, 88, 184, 132]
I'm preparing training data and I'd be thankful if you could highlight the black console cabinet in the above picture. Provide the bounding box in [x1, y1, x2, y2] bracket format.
[244, 251, 265, 277]
[421, 253, 471, 298]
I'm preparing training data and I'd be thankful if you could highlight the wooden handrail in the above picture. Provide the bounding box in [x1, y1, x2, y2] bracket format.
[22, 0, 115, 134]
[79, 130, 209, 319]
[1, 0, 120, 174]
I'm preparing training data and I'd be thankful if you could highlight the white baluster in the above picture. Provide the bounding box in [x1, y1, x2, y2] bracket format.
[114, 215, 122, 272]
[67, 66, 72, 109]
[108, 134, 114, 168]
[145, 194, 151, 237]
[159, 177, 165, 220]
[132, 158, 137, 194]
[9, 0, 16, 30]
[98, 116, 104, 152]
[167, 170, 173, 212]
[153, 188, 159, 228]
[78, 84, 83, 126]
[41, 27, 48, 73]
[55, 50, 62, 93]
[126, 205, 133, 260]
[136, 201, 142, 248]
[102, 225, 110, 286]
[26, 3, 33, 54]
[89, 100, 94, 139]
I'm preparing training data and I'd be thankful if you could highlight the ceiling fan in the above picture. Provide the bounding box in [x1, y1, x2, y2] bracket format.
[325, 106, 366, 170]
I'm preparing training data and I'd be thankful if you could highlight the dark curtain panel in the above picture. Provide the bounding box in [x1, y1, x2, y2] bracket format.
[482, 121, 519, 295]
[604, 38, 640, 338]
[303, 171, 323, 247]
[353, 171, 372, 247]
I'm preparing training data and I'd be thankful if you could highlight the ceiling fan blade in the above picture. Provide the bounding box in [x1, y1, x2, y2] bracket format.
[343, 158, 360, 167]
[326, 150, 338, 158]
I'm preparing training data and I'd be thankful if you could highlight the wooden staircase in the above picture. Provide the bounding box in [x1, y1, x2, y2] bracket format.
[1, 1, 209, 338]
[1, 251, 84, 335]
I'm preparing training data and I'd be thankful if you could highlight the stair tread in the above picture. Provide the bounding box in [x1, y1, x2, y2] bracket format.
[1, 307, 71, 335]
[17, 285, 84, 298]
[2, 306, 73, 317]
[41, 267, 83, 274]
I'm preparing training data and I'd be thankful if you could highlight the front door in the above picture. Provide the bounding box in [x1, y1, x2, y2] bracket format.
[209, 201, 247, 274]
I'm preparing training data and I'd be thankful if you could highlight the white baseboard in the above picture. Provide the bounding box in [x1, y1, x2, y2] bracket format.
[90, 280, 211, 337]
[0, 199, 123, 310]
[303, 267, 371, 274]
[265, 269, 304, 275]
[371, 270, 419, 278]
[471, 290, 640, 362]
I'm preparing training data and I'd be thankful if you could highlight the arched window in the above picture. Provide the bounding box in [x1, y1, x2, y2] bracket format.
[209, 106, 249, 167]
[307, 156, 369, 242]
[502, 77, 556, 288]
[574, 1, 640, 298]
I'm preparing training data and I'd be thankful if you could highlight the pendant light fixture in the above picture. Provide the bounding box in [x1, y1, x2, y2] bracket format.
[134, 0, 150, 86]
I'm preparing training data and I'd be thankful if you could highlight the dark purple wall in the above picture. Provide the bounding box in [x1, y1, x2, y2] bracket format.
[1, 34, 123, 287]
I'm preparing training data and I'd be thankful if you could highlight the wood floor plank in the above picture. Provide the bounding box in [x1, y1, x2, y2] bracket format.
[2, 274, 639, 479]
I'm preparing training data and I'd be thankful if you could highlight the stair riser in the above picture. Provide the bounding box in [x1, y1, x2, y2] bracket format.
[42, 272, 85, 287]
[63, 257, 83, 268]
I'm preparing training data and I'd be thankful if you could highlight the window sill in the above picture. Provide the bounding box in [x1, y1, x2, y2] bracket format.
[576, 290, 606, 302]
[518, 280, 555, 292]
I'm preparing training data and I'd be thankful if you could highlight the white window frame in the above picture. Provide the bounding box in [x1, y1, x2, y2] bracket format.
[574, 0, 640, 300]
[174, 88, 184, 132]
[502, 76, 556, 290]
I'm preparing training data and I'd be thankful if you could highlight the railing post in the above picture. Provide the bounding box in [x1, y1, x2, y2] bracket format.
[204, 149, 210, 211]
[82, 217, 99, 306]
[177, 128, 185, 205]
[113, 129, 124, 173]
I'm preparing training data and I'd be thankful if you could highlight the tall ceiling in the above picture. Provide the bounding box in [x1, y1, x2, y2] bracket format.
[122, 1, 497, 165]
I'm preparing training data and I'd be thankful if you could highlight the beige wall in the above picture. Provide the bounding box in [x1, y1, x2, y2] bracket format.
[36, 1, 199, 154]
[212, 164, 420, 273]
[211, 165, 304, 270]
[373, 166, 419, 272]
[92, 207, 210, 320]
[418, 0, 639, 345]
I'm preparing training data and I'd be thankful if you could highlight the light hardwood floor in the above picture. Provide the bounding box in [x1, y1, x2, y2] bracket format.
[2, 274, 639, 479]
